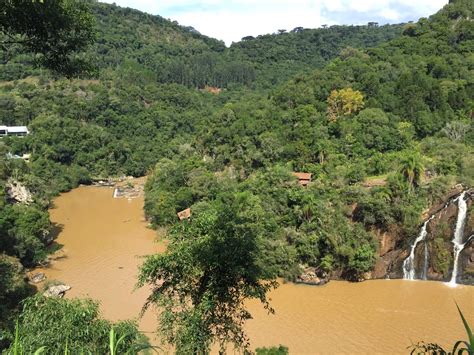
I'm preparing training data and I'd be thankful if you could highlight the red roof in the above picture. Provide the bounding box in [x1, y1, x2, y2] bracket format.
[293, 172, 312, 180]
[177, 208, 191, 220]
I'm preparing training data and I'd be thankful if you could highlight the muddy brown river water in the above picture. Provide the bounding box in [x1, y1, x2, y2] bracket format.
[39, 184, 474, 354]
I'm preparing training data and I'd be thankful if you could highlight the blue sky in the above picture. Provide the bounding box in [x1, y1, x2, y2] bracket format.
[101, 0, 448, 45]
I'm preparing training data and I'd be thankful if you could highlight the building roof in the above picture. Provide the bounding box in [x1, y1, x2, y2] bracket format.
[7, 126, 28, 133]
[293, 172, 312, 180]
[177, 208, 191, 220]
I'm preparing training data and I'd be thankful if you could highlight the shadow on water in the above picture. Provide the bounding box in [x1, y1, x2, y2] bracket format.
[48, 223, 63, 243]
[44, 224, 65, 259]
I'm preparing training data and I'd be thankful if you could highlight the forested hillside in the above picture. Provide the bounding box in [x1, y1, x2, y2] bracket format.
[228, 23, 402, 86]
[1, 1, 402, 87]
[1, 0, 473, 351]
[142, 0, 473, 282]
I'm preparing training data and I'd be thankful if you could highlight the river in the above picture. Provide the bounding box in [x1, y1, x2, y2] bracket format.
[38, 184, 474, 354]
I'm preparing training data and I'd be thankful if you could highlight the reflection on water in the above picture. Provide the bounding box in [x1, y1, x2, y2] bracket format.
[40, 184, 474, 354]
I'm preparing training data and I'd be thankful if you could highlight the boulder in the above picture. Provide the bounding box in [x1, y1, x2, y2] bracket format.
[6, 179, 33, 204]
[43, 284, 71, 298]
[29, 272, 46, 283]
[296, 267, 329, 285]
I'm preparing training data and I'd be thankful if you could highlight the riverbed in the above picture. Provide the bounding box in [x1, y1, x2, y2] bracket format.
[38, 184, 474, 354]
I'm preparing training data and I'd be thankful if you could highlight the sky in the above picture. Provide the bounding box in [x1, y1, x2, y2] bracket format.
[101, 0, 448, 45]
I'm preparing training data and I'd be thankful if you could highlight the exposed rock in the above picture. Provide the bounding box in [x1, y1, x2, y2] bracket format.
[385, 249, 406, 279]
[361, 177, 387, 188]
[426, 270, 444, 281]
[201, 86, 222, 95]
[94, 179, 115, 187]
[296, 267, 329, 285]
[423, 187, 466, 219]
[459, 240, 474, 284]
[43, 284, 71, 298]
[113, 183, 144, 199]
[367, 187, 473, 284]
[29, 272, 46, 283]
[376, 225, 403, 256]
[6, 179, 33, 204]
[372, 225, 405, 278]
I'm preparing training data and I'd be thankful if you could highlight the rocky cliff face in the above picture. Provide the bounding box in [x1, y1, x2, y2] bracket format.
[371, 186, 473, 284]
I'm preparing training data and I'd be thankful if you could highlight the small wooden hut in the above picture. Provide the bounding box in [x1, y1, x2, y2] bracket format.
[293, 172, 312, 186]
[177, 208, 191, 220]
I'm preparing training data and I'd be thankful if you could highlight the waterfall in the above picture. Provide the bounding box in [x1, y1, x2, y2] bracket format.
[448, 192, 468, 286]
[403, 215, 435, 280]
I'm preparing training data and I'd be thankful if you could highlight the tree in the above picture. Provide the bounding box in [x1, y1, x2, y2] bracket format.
[441, 120, 470, 141]
[327, 88, 364, 122]
[399, 152, 424, 190]
[138, 192, 277, 354]
[0, 254, 34, 348]
[1, 0, 95, 76]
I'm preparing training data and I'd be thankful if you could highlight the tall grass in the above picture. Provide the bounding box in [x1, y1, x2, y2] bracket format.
[6, 324, 156, 355]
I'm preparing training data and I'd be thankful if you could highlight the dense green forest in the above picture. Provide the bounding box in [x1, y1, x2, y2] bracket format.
[1, 2, 403, 87]
[1, 0, 473, 352]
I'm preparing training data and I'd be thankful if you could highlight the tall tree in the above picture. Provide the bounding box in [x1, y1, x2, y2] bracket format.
[138, 192, 277, 354]
[399, 152, 424, 190]
[327, 88, 364, 122]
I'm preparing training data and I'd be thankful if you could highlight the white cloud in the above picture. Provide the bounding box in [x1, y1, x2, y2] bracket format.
[172, 7, 322, 45]
[101, 0, 448, 45]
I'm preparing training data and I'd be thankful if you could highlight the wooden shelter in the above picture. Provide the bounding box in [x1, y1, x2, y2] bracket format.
[177, 208, 191, 220]
[293, 172, 312, 186]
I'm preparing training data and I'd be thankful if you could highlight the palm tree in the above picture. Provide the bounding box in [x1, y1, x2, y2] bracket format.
[399, 152, 424, 190]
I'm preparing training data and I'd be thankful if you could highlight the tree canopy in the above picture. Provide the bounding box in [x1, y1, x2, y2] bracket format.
[138, 192, 278, 353]
[1, 0, 95, 76]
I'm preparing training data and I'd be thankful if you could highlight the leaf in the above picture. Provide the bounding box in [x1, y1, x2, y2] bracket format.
[109, 327, 116, 355]
[33, 346, 47, 355]
[456, 303, 474, 353]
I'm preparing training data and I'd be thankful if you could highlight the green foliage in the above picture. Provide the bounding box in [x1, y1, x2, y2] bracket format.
[431, 237, 453, 277]
[138, 192, 278, 354]
[256, 345, 289, 355]
[0, 255, 34, 349]
[8, 295, 146, 354]
[0, 190, 51, 265]
[0, 0, 473, 351]
[327, 88, 364, 122]
[229, 24, 402, 88]
[348, 243, 377, 277]
[1, 0, 96, 76]
[399, 152, 424, 190]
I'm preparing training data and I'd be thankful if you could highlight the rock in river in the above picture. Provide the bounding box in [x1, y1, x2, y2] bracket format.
[43, 284, 71, 298]
[29, 272, 46, 283]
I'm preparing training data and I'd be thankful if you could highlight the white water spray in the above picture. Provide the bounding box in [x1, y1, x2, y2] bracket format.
[448, 192, 468, 286]
[403, 215, 435, 280]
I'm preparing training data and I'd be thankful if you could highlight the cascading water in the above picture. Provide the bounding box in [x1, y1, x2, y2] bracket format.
[402, 190, 471, 283]
[403, 215, 435, 280]
[448, 191, 468, 286]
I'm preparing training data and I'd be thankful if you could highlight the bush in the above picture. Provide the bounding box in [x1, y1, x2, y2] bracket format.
[10, 295, 147, 354]
[256, 345, 289, 355]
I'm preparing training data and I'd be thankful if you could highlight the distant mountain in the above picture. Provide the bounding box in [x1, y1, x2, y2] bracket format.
[1, 1, 403, 87]
[227, 23, 403, 87]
